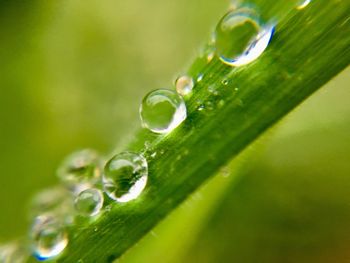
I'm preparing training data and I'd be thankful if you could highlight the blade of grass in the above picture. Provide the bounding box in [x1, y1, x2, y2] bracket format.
[57, 1, 350, 262]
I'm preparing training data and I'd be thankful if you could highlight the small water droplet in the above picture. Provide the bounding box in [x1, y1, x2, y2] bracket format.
[175, 75, 194, 96]
[140, 89, 187, 134]
[57, 149, 101, 192]
[222, 79, 229, 86]
[207, 52, 214, 62]
[103, 152, 148, 203]
[74, 188, 104, 217]
[197, 74, 204, 82]
[297, 0, 311, 9]
[31, 215, 68, 260]
[215, 8, 274, 67]
[197, 104, 205, 111]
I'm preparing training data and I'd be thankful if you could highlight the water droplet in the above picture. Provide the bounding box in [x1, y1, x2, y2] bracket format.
[222, 79, 229, 86]
[140, 89, 187, 134]
[197, 74, 204, 82]
[197, 104, 205, 111]
[175, 75, 194, 96]
[31, 215, 68, 260]
[103, 152, 148, 203]
[297, 0, 311, 9]
[207, 52, 214, 62]
[57, 149, 101, 191]
[0, 242, 28, 263]
[215, 8, 274, 67]
[74, 188, 104, 217]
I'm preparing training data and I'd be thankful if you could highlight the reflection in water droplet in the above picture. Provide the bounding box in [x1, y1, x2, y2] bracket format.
[297, 0, 311, 9]
[57, 149, 101, 192]
[215, 8, 274, 67]
[175, 75, 194, 96]
[103, 152, 148, 203]
[74, 188, 104, 217]
[31, 215, 68, 260]
[140, 89, 187, 134]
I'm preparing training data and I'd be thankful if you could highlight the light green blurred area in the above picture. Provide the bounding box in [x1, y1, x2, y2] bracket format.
[0, 0, 349, 262]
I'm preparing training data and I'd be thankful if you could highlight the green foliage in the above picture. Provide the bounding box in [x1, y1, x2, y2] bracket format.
[57, 1, 349, 262]
[0, 0, 349, 262]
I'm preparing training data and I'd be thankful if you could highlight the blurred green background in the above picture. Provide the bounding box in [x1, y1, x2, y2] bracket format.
[0, 0, 349, 262]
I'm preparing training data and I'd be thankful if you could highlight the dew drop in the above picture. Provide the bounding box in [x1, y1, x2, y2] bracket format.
[197, 74, 204, 82]
[140, 89, 187, 134]
[215, 8, 274, 67]
[222, 79, 229, 86]
[175, 75, 194, 96]
[103, 152, 148, 203]
[74, 188, 104, 217]
[197, 104, 205, 111]
[31, 215, 68, 260]
[57, 149, 101, 191]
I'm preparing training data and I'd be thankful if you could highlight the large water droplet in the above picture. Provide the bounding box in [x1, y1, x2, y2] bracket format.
[175, 75, 194, 96]
[57, 149, 101, 191]
[215, 8, 274, 67]
[31, 215, 68, 260]
[140, 89, 187, 134]
[74, 188, 104, 217]
[103, 152, 148, 203]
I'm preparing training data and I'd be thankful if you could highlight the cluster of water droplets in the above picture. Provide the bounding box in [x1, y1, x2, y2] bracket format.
[4, 1, 313, 260]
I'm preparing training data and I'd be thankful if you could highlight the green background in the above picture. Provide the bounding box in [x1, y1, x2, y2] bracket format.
[0, 0, 349, 262]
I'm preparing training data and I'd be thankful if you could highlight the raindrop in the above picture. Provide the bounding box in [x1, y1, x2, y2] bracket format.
[140, 89, 187, 134]
[103, 152, 148, 203]
[57, 149, 101, 192]
[215, 8, 274, 67]
[175, 75, 194, 96]
[31, 215, 68, 260]
[74, 188, 104, 217]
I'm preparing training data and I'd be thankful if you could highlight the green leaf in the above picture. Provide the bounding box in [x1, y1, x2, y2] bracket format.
[58, 1, 350, 262]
